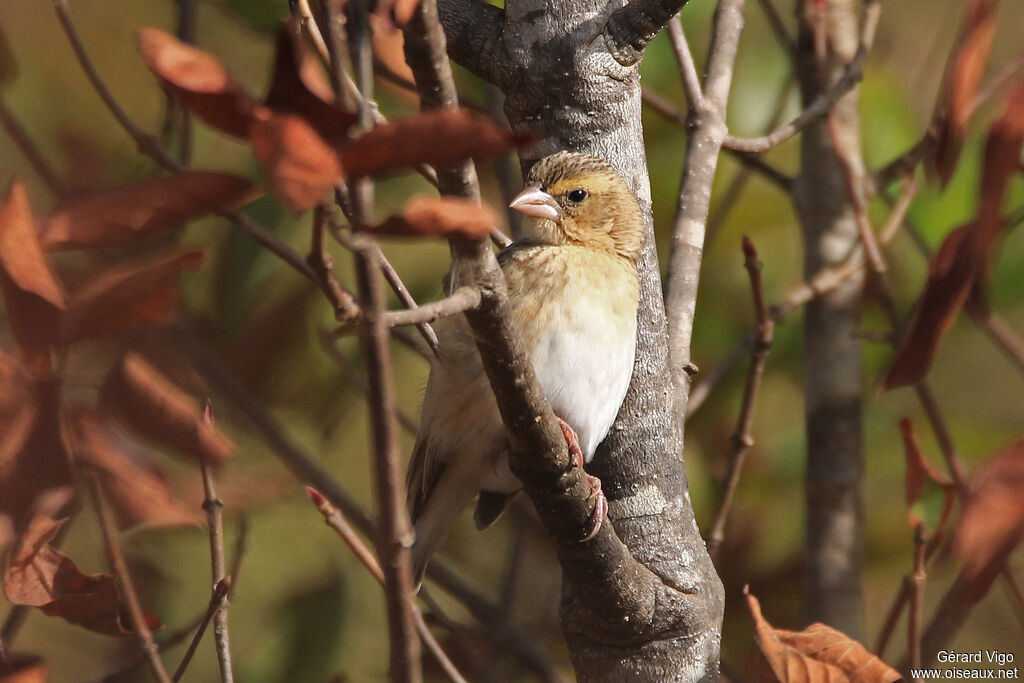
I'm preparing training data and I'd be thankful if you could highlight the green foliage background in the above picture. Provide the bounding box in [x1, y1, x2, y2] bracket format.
[0, 0, 1021, 680]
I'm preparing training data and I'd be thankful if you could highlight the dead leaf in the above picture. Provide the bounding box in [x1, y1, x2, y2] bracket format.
[249, 108, 343, 211]
[746, 588, 901, 683]
[929, 0, 998, 187]
[953, 438, 1024, 598]
[3, 510, 162, 636]
[100, 352, 234, 465]
[884, 81, 1024, 388]
[898, 418, 956, 554]
[0, 351, 38, 473]
[60, 251, 204, 343]
[43, 173, 259, 249]
[0, 181, 66, 371]
[63, 408, 199, 530]
[340, 109, 528, 179]
[0, 655, 47, 683]
[138, 28, 257, 138]
[264, 22, 358, 146]
[366, 196, 496, 240]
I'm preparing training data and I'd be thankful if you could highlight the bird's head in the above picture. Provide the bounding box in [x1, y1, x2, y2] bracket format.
[509, 152, 644, 262]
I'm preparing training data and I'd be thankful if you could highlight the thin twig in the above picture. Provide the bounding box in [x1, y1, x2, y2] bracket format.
[753, 0, 795, 60]
[0, 96, 69, 197]
[199, 403, 233, 682]
[310, 205, 362, 322]
[707, 238, 774, 560]
[329, 224, 441, 355]
[666, 17, 705, 110]
[86, 472, 172, 683]
[171, 579, 231, 682]
[908, 525, 927, 675]
[351, 238, 422, 682]
[306, 487, 468, 683]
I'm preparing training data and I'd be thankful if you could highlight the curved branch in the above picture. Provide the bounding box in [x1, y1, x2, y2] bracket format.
[436, 0, 506, 85]
[605, 0, 694, 66]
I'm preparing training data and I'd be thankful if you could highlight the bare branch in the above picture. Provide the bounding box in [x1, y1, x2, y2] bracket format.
[199, 404, 233, 683]
[383, 287, 481, 327]
[606, 0, 694, 67]
[707, 237, 774, 561]
[171, 579, 231, 683]
[306, 487, 469, 683]
[0, 95, 69, 197]
[664, 0, 747, 420]
[666, 17, 705, 110]
[753, 0, 795, 59]
[908, 525, 927, 674]
[85, 472, 172, 683]
[310, 206, 362, 323]
[352, 245, 421, 681]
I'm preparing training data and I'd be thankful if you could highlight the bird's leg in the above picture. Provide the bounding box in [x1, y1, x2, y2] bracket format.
[555, 417, 607, 542]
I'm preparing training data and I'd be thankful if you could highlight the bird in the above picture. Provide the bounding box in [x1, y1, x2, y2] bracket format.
[405, 151, 645, 583]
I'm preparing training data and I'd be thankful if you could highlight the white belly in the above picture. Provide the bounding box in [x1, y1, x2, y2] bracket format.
[530, 294, 637, 461]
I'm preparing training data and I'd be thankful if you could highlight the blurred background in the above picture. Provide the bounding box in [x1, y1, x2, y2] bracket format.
[0, 0, 1021, 680]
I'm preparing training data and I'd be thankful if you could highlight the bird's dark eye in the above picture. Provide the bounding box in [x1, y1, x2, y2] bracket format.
[566, 189, 588, 203]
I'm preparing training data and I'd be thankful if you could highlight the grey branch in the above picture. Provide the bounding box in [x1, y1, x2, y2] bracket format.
[606, 0, 694, 66]
[384, 287, 481, 328]
[436, 0, 506, 84]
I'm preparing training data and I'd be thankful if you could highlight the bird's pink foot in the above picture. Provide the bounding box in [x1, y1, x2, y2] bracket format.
[555, 417, 606, 542]
[556, 416, 585, 469]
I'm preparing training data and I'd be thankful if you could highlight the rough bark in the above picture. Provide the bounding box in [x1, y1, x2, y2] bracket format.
[437, 0, 725, 679]
[793, 0, 866, 637]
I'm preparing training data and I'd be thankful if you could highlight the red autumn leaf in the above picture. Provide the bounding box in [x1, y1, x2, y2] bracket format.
[42, 172, 259, 249]
[60, 251, 204, 343]
[0, 655, 47, 683]
[264, 23, 358, 146]
[3, 510, 162, 635]
[340, 109, 529, 179]
[63, 408, 199, 529]
[953, 438, 1024, 597]
[745, 588, 901, 683]
[138, 27, 257, 138]
[366, 196, 496, 240]
[249, 108, 343, 211]
[100, 352, 234, 465]
[884, 82, 1024, 389]
[928, 0, 998, 187]
[0, 181, 66, 370]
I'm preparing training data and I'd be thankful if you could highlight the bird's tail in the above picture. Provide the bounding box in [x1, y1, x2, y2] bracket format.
[408, 464, 478, 588]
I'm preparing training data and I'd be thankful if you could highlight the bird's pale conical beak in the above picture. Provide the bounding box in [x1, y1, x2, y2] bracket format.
[509, 185, 561, 223]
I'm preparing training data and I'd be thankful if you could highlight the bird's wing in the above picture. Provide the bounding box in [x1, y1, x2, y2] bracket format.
[405, 435, 445, 523]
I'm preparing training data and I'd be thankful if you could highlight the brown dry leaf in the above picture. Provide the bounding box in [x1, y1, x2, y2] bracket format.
[746, 589, 901, 683]
[63, 407, 199, 529]
[60, 251, 204, 343]
[367, 196, 496, 240]
[0, 351, 39, 473]
[138, 27, 257, 138]
[953, 438, 1024, 598]
[100, 352, 233, 465]
[264, 23, 358, 146]
[0, 655, 47, 683]
[250, 108, 343, 211]
[882, 224, 979, 388]
[340, 109, 528, 179]
[929, 0, 998, 187]
[898, 418, 956, 554]
[0, 181, 67, 370]
[43, 173, 259, 249]
[3, 509, 162, 636]
[884, 81, 1024, 389]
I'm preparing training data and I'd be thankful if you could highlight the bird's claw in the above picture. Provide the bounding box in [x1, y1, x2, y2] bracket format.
[556, 417, 585, 470]
[555, 417, 606, 542]
[581, 473, 607, 542]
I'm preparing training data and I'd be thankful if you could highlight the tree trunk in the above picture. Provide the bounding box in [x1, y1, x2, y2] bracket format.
[794, 0, 866, 637]
[438, 0, 725, 678]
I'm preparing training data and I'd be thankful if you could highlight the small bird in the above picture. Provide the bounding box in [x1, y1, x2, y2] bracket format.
[406, 151, 644, 582]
